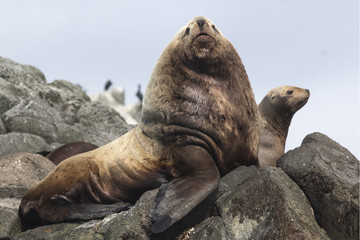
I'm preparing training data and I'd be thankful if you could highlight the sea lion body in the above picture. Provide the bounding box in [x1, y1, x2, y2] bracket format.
[258, 86, 309, 167]
[19, 16, 260, 233]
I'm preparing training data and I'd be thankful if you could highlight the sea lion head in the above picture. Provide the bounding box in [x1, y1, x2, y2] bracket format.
[258, 86, 310, 167]
[169, 16, 231, 66]
[263, 86, 310, 116]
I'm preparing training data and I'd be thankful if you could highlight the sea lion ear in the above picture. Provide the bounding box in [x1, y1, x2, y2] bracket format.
[149, 145, 220, 233]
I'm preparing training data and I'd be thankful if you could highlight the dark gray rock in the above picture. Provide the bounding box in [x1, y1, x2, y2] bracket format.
[187, 216, 228, 240]
[215, 166, 329, 240]
[218, 165, 258, 197]
[277, 132, 359, 240]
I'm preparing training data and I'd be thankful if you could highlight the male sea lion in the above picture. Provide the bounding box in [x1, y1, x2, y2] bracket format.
[46, 142, 99, 165]
[19, 16, 260, 233]
[258, 86, 310, 167]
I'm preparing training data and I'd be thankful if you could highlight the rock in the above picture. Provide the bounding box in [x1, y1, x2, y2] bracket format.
[277, 132, 359, 240]
[214, 166, 329, 239]
[48, 79, 91, 103]
[73, 101, 131, 146]
[1, 100, 62, 143]
[187, 216, 227, 240]
[0, 153, 55, 199]
[0, 56, 46, 93]
[0, 118, 7, 134]
[0, 133, 48, 157]
[0, 56, 131, 156]
[0, 153, 55, 239]
[0, 207, 20, 239]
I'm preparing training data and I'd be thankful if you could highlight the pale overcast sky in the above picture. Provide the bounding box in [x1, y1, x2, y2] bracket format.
[1, 0, 359, 158]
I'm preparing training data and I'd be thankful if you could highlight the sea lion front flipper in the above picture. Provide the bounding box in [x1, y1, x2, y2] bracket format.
[150, 145, 220, 233]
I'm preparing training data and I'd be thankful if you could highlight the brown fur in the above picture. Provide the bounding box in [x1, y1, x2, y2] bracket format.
[19, 16, 260, 233]
[46, 142, 99, 165]
[258, 86, 310, 167]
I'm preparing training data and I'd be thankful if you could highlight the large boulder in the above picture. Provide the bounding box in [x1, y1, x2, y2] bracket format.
[211, 166, 329, 239]
[277, 132, 359, 240]
[0, 56, 131, 157]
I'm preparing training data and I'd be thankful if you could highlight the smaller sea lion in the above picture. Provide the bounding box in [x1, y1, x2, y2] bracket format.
[46, 142, 99, 165]
[258, 86, 310, 167]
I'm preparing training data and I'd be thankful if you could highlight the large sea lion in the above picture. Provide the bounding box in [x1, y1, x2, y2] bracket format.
[19, 16, 260, 233]
[258, 86, 310, 167]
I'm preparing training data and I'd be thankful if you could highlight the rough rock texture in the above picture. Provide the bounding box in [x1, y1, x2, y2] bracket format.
[0, 133, 48, 156]
[277, 132, 359, 240]
[0, 56, 131, 157]
[0, 207, 20, 239]
[213, 166, 329, 239]
[0, 153, 55, 239]
[187, 216, 228, 240]
[0, 153, 55, 200]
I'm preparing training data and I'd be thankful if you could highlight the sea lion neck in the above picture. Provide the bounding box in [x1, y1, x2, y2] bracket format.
[258, 97, 292, 140]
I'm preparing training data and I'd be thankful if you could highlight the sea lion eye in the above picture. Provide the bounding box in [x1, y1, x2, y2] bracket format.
[212, 25, 219, 33]
[286, 90, 293, 95]
[185, 27, 190, 35]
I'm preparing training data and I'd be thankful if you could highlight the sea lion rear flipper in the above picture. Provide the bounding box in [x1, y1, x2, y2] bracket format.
[150, 145, 220, 233]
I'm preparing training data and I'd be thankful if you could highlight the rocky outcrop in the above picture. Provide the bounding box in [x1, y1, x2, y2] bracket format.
[2, 153, 333, 240]
[277, 132, 359, 240]
[0, 56, 131, 157]
[2, 131, 358, 239]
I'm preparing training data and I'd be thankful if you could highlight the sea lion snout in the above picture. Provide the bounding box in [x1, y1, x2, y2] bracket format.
[196, 19, 205, 28]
